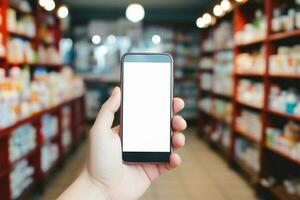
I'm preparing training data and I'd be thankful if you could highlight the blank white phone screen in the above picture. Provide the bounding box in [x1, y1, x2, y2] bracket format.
[123, 62, 171, 152]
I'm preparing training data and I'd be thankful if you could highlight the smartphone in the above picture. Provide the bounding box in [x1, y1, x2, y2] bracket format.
[121, 53, 173, 163]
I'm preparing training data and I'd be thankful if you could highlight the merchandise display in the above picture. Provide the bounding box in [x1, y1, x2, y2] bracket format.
[9, 124, 37, 162]
[199, 57, 213, 70]
[7, 8, 36, 37]
[213, 21, 233, 50]
[211, 99, 232, 124]
[212, 51, 233, 96]
[237, 79, 264, 108]
[236, 109, 262, 142]
[266, 121, 300, 163]
[235, 10, 266, 45]
[269, 85, 300, 116]
[7, 38, 36, 64]
[236, 48, 266, 75]
[200, 72, 212, 91]
[41, 142, 59, 173]
[198, 1, 300, 199]
[271, 0, 300, 33]
[41, 114, 58, 142]
[235, 137, 260, 172]
[0, 1, 87, 200]
[269, 45, 300, 75]
[0, 67, 85, 129]
[210, 124, 232, 150]
[10, 159, 34, 199]
[175, 82, 197, 119]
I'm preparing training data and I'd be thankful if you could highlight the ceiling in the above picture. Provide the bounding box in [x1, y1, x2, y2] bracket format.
[65, 0, 214, 24]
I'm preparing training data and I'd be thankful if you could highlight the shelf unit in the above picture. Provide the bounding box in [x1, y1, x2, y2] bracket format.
[198, 0, 300, 199]
[0, 1, 86, 200]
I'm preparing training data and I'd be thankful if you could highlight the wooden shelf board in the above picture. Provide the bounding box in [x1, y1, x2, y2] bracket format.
[236, 100, 263, 110]
[267, 109, 300, 122]
[8, 63, 62, 68]
[268, 74, 300, 79]
[213, 92, 233, 99]
[8, 31, 35, 41]
[234, 127, 261, 144]
[266, 145, 300, 165]
[0, 96, 84, 137]
[268, 185, 300, 200]
[269, 29, 300, 41]
[235, 72, 264, 77]
[235, 39, 265, 48]
[9, 148, 38, 166]
[198, 68, 213, 72]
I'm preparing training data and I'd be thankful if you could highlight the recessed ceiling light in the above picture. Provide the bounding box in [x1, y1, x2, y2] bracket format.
[125, 3, 145, 23]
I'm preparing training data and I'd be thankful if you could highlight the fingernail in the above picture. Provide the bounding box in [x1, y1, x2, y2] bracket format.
[111, 87, 119, 97]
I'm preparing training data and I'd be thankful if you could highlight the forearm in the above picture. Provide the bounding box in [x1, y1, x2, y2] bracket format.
[57, 168, 109, 200]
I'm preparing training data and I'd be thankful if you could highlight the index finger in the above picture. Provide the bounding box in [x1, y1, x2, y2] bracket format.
[173, 97, 184, 114]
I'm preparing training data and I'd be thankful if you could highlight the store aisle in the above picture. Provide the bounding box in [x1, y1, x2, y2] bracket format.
[32, 128, 257, 200]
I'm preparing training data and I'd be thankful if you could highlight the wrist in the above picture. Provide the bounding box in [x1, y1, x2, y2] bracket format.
[80, 167, 110, 199]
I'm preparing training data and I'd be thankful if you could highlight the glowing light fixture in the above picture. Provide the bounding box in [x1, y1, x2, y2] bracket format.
[196, 17, 205, 28]
[57, 5, 69, 19]
[213, 5, 223, 17]
[39, 0, 47, 7]
[92, 35, 101, 45]
[44, 0, 55, 11]
[203, 13, 212, 25]
[221, 0, 231, 12]
[125, 3, 145, 23]
[152, 35, 161, 44]
[236, 0, 246, 2]
[107, 34, 116, 44]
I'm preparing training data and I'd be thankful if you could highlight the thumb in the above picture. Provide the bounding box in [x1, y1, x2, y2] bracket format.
[93, 87, 121, 131]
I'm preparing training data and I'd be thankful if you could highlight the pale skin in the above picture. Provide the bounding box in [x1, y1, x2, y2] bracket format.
[58, 87, 187, 200]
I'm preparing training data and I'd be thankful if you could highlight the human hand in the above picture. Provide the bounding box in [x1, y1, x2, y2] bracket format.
[59, 87, 187, 200]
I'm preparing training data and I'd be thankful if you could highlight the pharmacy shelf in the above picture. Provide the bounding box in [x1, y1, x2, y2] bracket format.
[236, 100, 263, 110]
[268, 29, 300, 41]
[8, 63, 62, 68]
[268, 74, 300, 79]
[235, 39, 265, 49]
[267, 109, 300, 122]
[198, 68, 213, 72]
[0, 97, 82, 137]
[8, 31, 35, 41]
[9, 4, 33, 16]
[266, 145, 300, 166]
[198, 1, 300, 199]
[234, 127, 261, 144]
[235, 72, 265, 78]
[213, 92, 232, 99]
[234, 157, 259, 183]
[9, 148, 38, 167]
[267, 185, 300, 200]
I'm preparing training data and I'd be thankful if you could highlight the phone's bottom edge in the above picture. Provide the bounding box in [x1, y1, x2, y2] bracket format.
[122, 152, 170, 163]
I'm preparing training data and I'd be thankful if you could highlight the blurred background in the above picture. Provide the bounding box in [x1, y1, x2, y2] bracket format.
[0, 0, 300, 199]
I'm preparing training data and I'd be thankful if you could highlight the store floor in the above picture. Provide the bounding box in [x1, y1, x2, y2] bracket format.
[32, 128, 257, 200]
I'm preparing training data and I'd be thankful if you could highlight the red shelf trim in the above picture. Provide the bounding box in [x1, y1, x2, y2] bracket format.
[8, 31, 35, 41]
[235, 72, 264, 77]
[9, 148, 38, 166]
[235, 38, 265, 48]
[268, 29, 300, 41]
[236, 100, 263, 110]
[268, 74, 300, 79]
[234, 127, 261, 144]
[266, 145, 300, 165]
[267, 109, 300, 122]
